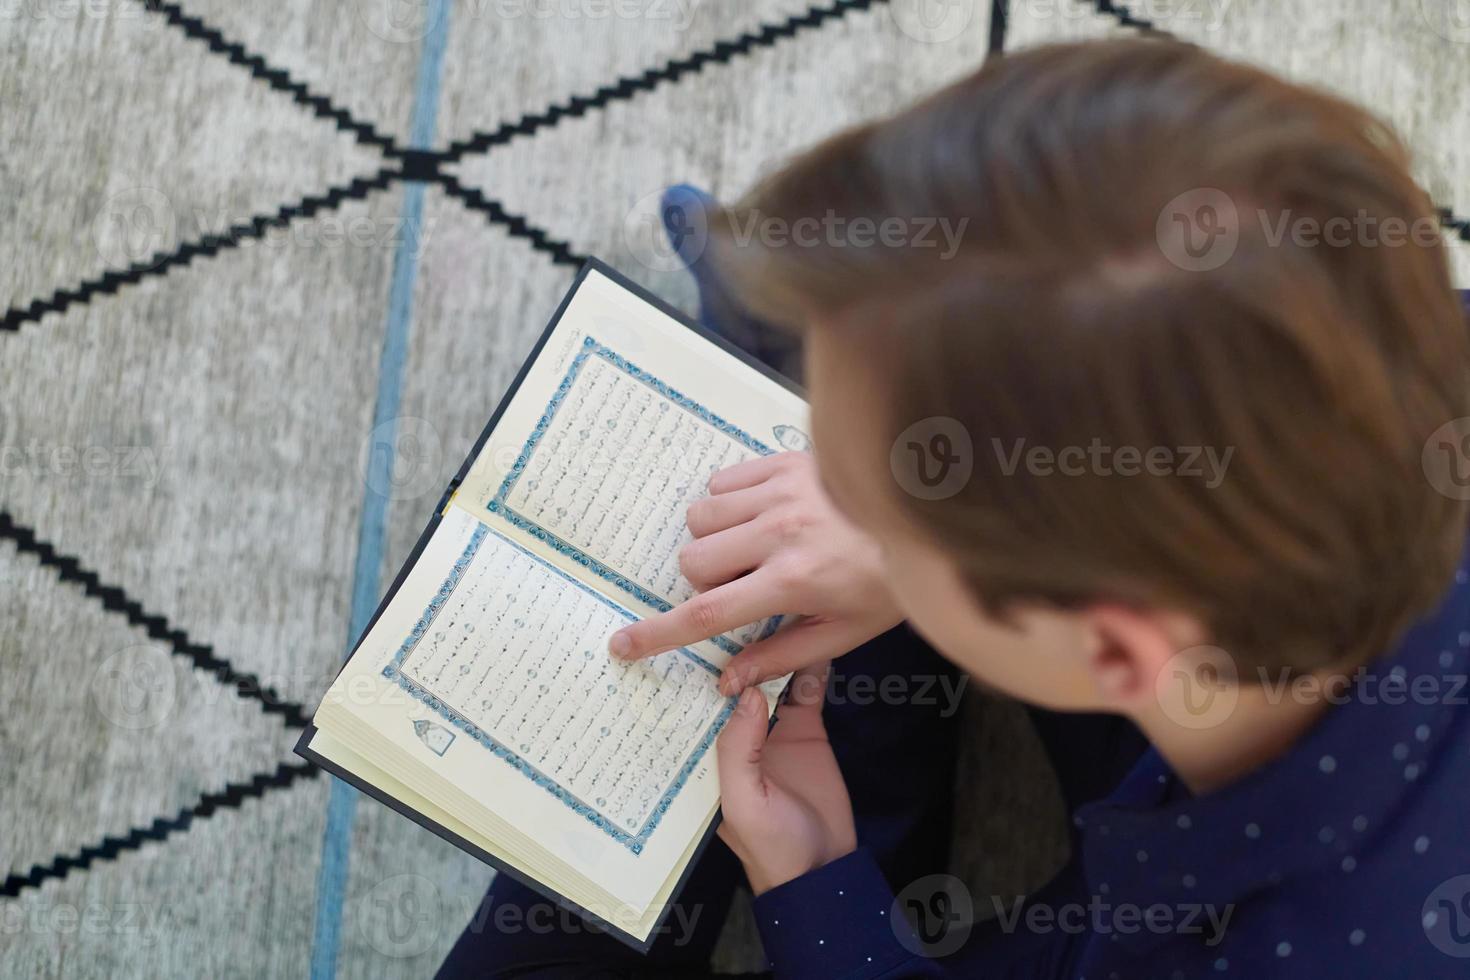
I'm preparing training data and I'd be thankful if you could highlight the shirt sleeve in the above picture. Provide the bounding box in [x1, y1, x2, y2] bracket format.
[752, 849, 1093, 980]
[752, 848, 945, 979]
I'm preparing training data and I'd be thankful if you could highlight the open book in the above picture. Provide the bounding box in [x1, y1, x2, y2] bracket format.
[296, 260, 809, 951]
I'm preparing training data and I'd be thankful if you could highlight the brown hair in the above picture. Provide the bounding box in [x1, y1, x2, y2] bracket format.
[709, 39, 1469, 672]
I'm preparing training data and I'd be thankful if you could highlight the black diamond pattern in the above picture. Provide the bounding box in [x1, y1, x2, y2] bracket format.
[0, 0, 896, 898]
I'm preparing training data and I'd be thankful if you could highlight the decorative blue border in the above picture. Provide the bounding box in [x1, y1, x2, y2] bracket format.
[382, 519, 732, 854]
[487, 336, 781, 652]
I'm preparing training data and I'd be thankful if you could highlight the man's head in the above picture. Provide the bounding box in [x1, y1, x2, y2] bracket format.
[708, 39, 1469, 713]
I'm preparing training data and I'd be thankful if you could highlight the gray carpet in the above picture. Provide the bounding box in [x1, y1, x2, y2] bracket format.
[2, 1, 1467, 977]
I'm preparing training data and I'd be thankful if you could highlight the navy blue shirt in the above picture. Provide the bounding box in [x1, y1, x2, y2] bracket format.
[755, 553, 1470, 978]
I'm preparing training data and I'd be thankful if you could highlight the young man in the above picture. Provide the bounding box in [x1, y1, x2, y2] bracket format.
[440, 39, 1470, 978]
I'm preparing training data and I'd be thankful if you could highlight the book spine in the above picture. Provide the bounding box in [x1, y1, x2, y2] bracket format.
[436, 475, 463, 516]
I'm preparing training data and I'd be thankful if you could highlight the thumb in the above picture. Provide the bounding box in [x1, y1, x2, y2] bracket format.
[716, 687, 769, 806]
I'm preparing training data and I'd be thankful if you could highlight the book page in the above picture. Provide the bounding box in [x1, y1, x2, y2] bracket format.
[302, 727, 714, 944]
[321, 506, 748, 911]
[383, 515, 729, 852]
[456, 269, 811, 655]
[489, 338, 771, 649]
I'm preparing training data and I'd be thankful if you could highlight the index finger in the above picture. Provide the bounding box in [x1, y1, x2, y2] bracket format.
[608, 571, 780, 661]
[706, 453, 792, 495]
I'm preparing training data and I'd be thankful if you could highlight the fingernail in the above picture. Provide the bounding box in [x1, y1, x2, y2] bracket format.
[721, 670, 743, 697]
[739, 688, 762, 713]
[609, 632, 631, 659]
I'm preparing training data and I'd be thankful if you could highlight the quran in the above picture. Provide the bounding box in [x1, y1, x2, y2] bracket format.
[296, 260, 809, 951]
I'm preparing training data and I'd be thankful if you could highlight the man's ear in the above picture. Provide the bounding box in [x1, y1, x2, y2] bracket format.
[1079, 604, 1206, 709]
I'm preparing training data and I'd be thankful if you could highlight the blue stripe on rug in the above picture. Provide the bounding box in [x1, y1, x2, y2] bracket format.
[309, 4, 452, 977]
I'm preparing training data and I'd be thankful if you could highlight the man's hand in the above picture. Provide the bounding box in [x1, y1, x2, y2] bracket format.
[608, 452, 900, 695]
[717, 662, 856, 895]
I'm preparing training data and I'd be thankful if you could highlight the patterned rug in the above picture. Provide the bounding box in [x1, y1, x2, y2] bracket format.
[2, 1, 1467, 976]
